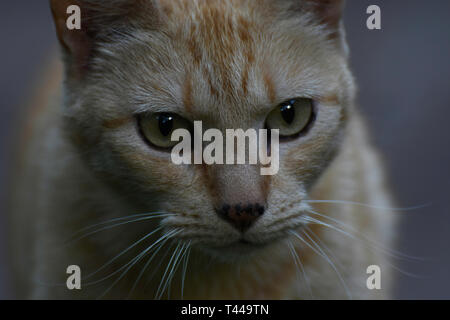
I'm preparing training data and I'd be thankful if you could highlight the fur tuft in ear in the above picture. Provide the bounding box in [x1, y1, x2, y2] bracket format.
[49, 0, 160, 77]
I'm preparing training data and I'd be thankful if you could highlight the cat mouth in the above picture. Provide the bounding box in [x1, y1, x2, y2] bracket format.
[217, 238, 270, 254]
[215, 237, 288, 259]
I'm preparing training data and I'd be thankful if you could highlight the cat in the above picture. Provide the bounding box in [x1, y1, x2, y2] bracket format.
[8, 0, 397, 299]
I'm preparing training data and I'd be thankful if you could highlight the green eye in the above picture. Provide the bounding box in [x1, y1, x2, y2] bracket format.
[138, 113, 192, 149]
[266, 98, 314, 137]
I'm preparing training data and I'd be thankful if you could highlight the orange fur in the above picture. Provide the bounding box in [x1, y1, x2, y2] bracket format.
[9, 0, 395, 300]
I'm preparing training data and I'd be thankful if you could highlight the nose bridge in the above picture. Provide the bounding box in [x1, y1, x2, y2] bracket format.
[208, 164, 268, 232]
[210, 164, 267, 206]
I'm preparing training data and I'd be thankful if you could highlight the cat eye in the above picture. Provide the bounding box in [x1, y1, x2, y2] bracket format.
[138, 113, 192, 149]
[266, 98, 314, 138]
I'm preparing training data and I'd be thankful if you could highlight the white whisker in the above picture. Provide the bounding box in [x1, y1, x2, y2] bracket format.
[302, 215, 426, 280]
[72, 212, 173, 236]
[127, 233, 173, 298]
[304, 200, 431, 212]
[67, 214, 174, 245]
[84, 226, 163, 281]
[155, 242, 183, 300]
[290, 230, 352, 300]
[303, 225, 344, 270]
[90, 229, 179, 292]
[166, 243, 187, 299]
[287, 241, 313, 299]
[181, 241, 192, 300]
[305, 210, 425, 261]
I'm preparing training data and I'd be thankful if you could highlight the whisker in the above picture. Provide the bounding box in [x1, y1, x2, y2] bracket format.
[96, 229, 180, 299]
[304, 200, 431, 212]
[289, 230, 352, 300]
[32, 227, 164, 289]
[143, 242, 173, 288]
[303, 225, 345, 270]
[302, 215, 426, 280]
[67, 214, 174, 245]
[96, 252, 145, 299]
[72, 212, 173, 236]
[385, 261, 429, 279]
[303, 215, 403, 262]
[305, 210, 425, 261]
[88, 229, 179, 289]
[287, 241, 313, 299]
[167, 243, 188, 299]
[300, 229, 352, 299]
[302, 216, 355, 241]
[155, 242, 183, 300]
[84, 226, 163, 281]
[127, 233, 173, 299]
[265, 213, 305, 230]
[181, 241, 192, 300]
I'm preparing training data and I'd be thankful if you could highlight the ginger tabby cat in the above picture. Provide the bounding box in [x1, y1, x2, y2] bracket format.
[9, 0, 396, 299]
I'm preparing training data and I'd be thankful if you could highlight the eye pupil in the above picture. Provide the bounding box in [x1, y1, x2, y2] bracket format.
[158, 114, 174, 136]
[280, 102, 296, 125]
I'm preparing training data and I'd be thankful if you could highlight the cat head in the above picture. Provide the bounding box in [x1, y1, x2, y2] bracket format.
[51, 0, 355, 258]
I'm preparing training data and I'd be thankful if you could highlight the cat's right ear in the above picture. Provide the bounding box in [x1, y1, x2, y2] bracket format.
[50, 0, 92, 78]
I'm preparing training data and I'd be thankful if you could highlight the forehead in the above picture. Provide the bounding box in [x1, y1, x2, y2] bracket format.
[162, 0, 276, 116]
[105, 0, 343, 125]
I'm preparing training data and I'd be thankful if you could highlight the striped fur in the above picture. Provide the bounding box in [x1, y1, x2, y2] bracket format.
[9, 0, 396, 299]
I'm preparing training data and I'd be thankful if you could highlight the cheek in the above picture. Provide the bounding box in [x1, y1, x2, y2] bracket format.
[280, 111, 345, 185]
[99, 145, 194, 196]
[281, 139, 336, 190]
[100, 126, 192, 188]
[268, 171, 307, 204]
[125, 152, 199, 192]
[115, 154, 212, 212]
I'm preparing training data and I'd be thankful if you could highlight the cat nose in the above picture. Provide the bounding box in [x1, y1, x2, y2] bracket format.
[216, 203, 265, 232]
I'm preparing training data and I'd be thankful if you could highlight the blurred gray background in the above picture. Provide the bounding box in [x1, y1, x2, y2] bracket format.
[0, 1, 449, 299]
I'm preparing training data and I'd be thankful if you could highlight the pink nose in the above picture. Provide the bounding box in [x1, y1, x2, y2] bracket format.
[216, 203, 265, 232]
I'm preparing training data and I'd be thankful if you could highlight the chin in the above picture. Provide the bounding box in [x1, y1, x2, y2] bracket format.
[198, 237, 282, 263]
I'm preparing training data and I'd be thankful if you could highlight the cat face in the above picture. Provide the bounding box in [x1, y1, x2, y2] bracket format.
[53, 0, 354, 258]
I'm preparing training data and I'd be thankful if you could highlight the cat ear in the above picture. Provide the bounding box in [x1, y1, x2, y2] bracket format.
[49, 0, 160, 78]
[50, 0, 89, 77]
[303, 0, 345, 39]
